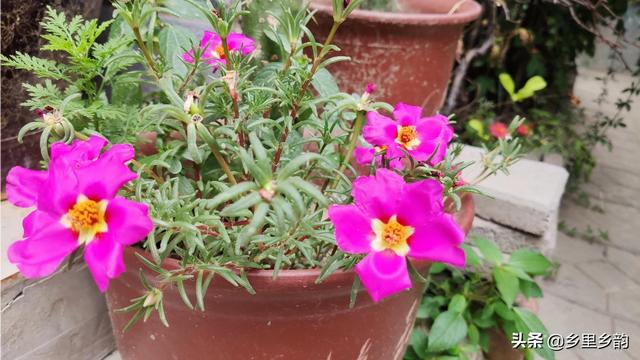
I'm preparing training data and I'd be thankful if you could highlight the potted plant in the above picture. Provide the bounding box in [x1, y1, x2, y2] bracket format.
[2, 1, 524, 359]
[307, 0, 483, 115]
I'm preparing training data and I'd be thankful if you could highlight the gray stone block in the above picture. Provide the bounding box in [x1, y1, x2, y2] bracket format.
[1, 264, 115, 360]
[458, 146, 569, 236]
[468, 216, 556, 255]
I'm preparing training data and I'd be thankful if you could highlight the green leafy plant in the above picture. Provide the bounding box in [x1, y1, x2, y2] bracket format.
[405, 237, 555, 360]
[0, 6, 141, 149]
[499, 73, 547, 103]
[447, 0, 639, 187]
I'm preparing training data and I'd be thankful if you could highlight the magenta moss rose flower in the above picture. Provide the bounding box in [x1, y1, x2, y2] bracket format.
[362, 103, 454, 165]
[328, 169, 465, 302]
[182, 31, 255, 68]
[6, 136, 153, 292]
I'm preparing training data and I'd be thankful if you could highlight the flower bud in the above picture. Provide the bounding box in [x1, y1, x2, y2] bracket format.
[365, 83, 375, 94]
[143, 289, 162, 307]
[183, 91, 200, 114]
[259, 181, 276, 202]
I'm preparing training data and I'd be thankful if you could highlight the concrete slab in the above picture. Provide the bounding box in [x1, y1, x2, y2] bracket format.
[553, 233, 606, 265]
[458, 145, 569, 236]
[541, 264, 607, 312]
[577, 260, 636, 293]
[608, 286, 640, 323]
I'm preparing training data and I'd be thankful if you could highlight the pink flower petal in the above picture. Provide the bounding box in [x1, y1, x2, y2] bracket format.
[201, 31, 221, 47]
[227, 32, 256, 56]
[5, 166, 47, 207]
[328, 204, 372, 254]
[397, 179, 444, 226]
[84, 234, 126, 292]
[413, 116, 453, 164]
[36, 158, 79, 216]
[50, 135, 107, 165]
[182, 49, 195, 63]
[393, 102, 422, 126]
[352, 169, 404, 221]
[389, 158, 405, 171]
[354, 146, 375, 166]
[75, 144, 137, 200]
[105, 197, 153, 246]
[363, 111, 397, 146]
[407, 214, 465, 267]
[355, 251, 412, 302]
[8, 213, 78, 278]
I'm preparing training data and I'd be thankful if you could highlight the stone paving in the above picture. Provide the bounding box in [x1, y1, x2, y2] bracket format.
[537, 67, 640, 360]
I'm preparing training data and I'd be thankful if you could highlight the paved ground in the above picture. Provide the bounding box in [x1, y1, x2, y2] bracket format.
[537, 67, 640, 360]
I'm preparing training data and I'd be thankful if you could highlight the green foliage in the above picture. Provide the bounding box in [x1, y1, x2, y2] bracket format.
[404, 237, 555, 360]
[1, 6, 139, 146]
[453, 0, 639, 186]
[499, 73, 547, 103]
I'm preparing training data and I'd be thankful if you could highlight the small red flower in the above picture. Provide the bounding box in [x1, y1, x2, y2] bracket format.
[517, 123, 532, 137]
[489, 122, 509, 139]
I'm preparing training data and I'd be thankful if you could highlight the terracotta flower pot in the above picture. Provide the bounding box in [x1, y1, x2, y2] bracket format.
[307, 0, 482, 115]
[106, 197, 475, 360]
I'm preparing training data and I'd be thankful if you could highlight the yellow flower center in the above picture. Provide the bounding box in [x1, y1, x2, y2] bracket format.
[214, 44, 225, 59]
[61, 195, 108, 245]
[374, 145, 388, 153]
[395, 125, 421, 150]
[371, 215, 414, 256]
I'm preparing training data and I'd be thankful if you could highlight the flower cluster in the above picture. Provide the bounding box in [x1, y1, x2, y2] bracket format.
[6, 136, 153, 291]
[355, 103, 454, 170]
[330, 101, 466, 302]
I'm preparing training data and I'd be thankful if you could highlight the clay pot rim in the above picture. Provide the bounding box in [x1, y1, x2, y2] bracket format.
[310, 0, 483, 26]
[134, 194, 474, 284]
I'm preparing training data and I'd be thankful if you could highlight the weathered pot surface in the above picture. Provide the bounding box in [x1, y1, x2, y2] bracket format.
[308, 0, 482, 115]
[106, 197, 475, 360]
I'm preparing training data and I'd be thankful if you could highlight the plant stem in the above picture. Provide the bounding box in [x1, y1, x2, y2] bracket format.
[131, 159, 165, 185]
[271, 20, 343, 172]
[324, 111, 365, 191]
[133, 26, 159, 78]
[338, 111, 365, 175]
[206, 140, 238, 185]
[282, 42, 297, 74]
[177, 65, 198, 94]
[220, 36, 233, 71]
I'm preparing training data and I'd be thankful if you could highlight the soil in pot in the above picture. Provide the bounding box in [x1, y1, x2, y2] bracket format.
[307, 0, 482, 115]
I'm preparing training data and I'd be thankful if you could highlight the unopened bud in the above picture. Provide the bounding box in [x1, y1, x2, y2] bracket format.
[365, 83, 375, 94]
[259, 181, 276, 202]
[143, 289, 161, 307]
[183, 91, 199, 114]
[222, 71, 239, 101]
